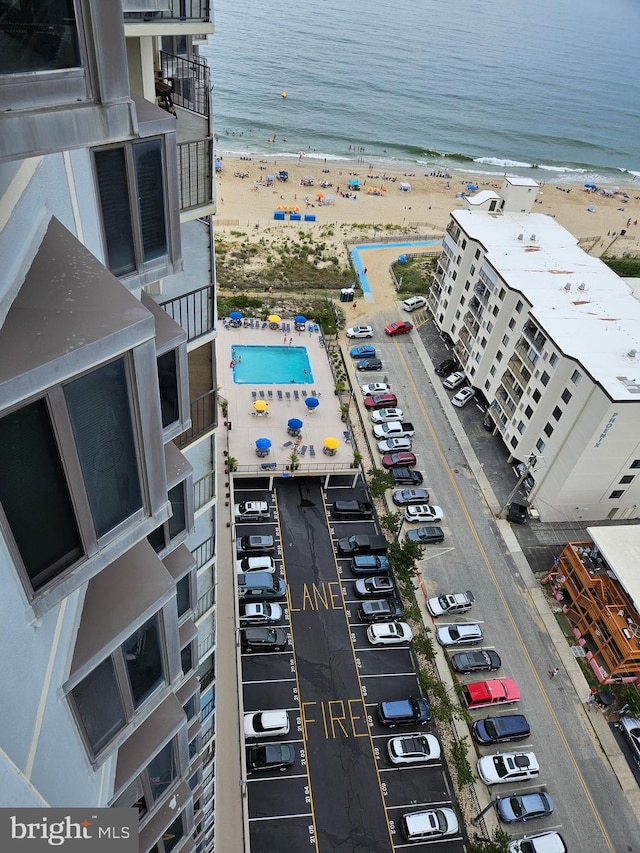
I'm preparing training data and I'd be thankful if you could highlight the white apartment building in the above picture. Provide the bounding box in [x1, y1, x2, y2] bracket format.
[0, 3, 223, 852]
[429, 178, 640, 523]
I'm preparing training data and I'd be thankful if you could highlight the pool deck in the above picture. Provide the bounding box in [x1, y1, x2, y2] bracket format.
[218, 322, 354, 473]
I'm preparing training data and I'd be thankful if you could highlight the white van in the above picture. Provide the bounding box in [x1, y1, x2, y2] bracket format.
[402, 295, 427, 312]
[236, 556, 275, 574]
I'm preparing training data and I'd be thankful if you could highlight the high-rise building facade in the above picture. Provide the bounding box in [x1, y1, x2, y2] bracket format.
[0, 3, 220, 851]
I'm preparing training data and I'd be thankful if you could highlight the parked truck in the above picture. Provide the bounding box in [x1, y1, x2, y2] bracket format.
[462, 678, 520, 709]
[372, 421, 415, 440]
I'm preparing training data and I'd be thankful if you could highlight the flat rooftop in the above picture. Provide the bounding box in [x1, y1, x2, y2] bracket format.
[588, 525, 640, 615]
[452, 208, 640, 400]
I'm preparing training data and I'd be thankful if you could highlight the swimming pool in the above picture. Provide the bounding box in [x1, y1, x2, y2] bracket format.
[231, 345, 314, 384]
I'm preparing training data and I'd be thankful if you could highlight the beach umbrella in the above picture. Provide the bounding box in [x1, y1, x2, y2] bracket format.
[323, 437, 339, 451]
[268, 314, 281, 324]
[305, 397, 320, 410]
[294, 315, 306, 324]
[466, 183, 478, 191]
[587, 204, 596, 212]
[255, 437, 271, 451]
[254, 400, 268, 412]
[288, 418, 303, 430]
[229, 311, 242, 320]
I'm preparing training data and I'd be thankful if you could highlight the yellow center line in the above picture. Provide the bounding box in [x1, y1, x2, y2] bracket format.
[273, 491, 320, 852]
[320, 493, 397, 851]
[393, 338, 614, 851]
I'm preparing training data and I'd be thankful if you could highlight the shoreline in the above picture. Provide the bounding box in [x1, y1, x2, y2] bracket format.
[214, 145, 640, 191]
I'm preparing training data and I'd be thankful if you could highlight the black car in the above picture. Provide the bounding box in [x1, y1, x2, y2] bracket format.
[435, 357, 459, 376]
[241, 627, 287, 652]
[331, 500, 374, 519]
[390, 468, 424, 485]
[358, 597, 404, 623]
[450, 649, 502, 673]
[237, 534, 276, 556]
[247, 743, 296, 773]
[377, 696, 432, 727]
[405, 526, 445, 544]
[357, 358, 383, 371]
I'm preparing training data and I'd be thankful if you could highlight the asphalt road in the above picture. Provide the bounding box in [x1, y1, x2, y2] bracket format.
[350, 312, 640, 852]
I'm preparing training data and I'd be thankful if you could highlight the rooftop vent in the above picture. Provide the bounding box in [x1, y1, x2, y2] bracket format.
[627, 349, 637, 358]
[564, 283, 572, 291]
[517, 233, 524, 241]
[530, 234, 537, 241]
[578, 283, 587, 291]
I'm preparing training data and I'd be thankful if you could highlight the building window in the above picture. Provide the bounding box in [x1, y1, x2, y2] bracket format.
[455, 309, 461, 320]
[561, 388, 572, 404]
[536, 439, 545, 453]
[481, 337, 487, 349]
[540, 371, 550, 387]
[160, 813, 185, 853]
[181, 643, 194, 676]
[456, 255, 462, 265]
[470, 265, 476, 276]
[620, 475, 635, 484]
[502, 334, 509, 347]
[94, 140, 168, 278]
[552, 406, 562, 421]
[609, 490, 624, 499]
[490, 365, 496, 377]
[452, 270, 457, 280]
[630, 460, 640, 469]
[508, 317, 516, 330]
[157, 350, 180, 428]
[460, 296, 466, 307]
[549, 353, 558, 367]
[532, 388, 541, 403]
[525, 405, 533, 419]
[510, 436, 518, 449]
[461, 239, 467, 249]
[176, 574, 192, 620]
[484, 380, 490, 391]
[486, 321, 493, 333]
[515, 299, 524, 313]
[464, 280, 470, 291]
[544, 422, 553, 437]
[517, 421, 525, 434]
[475, 248, 481, 260]
[492, 304, 499, 317]
[0, 358, 143, 594]
[148, 481, 187, 554]
[571, 369, 582, 385]
[498, 287, 506, 300]
[0, 0, 81, 75]
[71, 613, 165, 757]
[496, 350, 503, 363]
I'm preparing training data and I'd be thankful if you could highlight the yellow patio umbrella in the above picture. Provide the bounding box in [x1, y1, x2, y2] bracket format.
[254, 400, 268, 412]
[323, 437, 340, 450]
[268, 314, 282, 324]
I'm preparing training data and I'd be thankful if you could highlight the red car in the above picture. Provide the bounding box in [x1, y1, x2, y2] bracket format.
[364, 393, 398, 410]
[385, 320, 414, 336]
[382, 452, 417, 469]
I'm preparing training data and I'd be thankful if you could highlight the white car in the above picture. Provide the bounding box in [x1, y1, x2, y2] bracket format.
[377, 437, 412, 453]
[240, 602, 283, 626]
[234, 500, 270, 521]
[387, 733, 441, 765]
[361, 382, 391, 395]
[404, 504, 443, 524]
[436, 623, 484, 647]
[371, 407, 404, 424]
[442, 371, 466, 390]
[402, 295, 428, 312]
[346, 325, 374, 338]
[477, 751, 540, 785]
[507, 831, 567, 853]
[235, 555, 275, 574]
[244, 709, 290, 739]
[427, 591, 474, 617]
[367, 621, 413, 645]
[452, 386, 475, 407]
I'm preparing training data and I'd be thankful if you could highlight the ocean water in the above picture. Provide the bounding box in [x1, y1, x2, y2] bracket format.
[203, 0, 640, 185]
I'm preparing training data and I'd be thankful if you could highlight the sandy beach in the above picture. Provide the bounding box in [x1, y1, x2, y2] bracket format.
[215, 154, 640, 257]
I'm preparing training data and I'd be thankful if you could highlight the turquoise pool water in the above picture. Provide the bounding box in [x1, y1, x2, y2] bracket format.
[231, 345, 314, 384]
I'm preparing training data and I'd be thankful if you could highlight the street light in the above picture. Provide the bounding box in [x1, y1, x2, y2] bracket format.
[497, 453, 541, 518]
[471, 794, 500, 826]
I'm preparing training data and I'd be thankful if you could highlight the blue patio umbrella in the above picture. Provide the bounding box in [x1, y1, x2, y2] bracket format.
[294, 315, 307, 324]
[230, 311, 243, 320]
[305, 396, 320, 410]
[466, 183, 478, 191]
[288, 418, 303, 430]
[255, 437, 271, 450]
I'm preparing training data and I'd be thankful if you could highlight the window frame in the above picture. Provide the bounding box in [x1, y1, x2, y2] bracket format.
[0, 354, 147, 600]
[93, 137, 172, 281]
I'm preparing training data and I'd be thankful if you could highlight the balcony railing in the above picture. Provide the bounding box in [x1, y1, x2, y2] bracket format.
[192, 535, 215, 570]
[200, 666, 215, 692]
[199, 629, 216, 658]
[159, 283, 215, 344]
[178, 138, 214, 211]
[124, 2, 212, 24]
[193, 469, 216, 512]
[159, 51, 210, 118]
[196, 587, 215, 620]
[176, 388, 216, 447]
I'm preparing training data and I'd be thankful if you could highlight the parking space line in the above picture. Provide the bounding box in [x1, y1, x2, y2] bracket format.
[272, 489, 319, 853]
[392, 338, 613, 851]
[249, 812, 313, 822]
[247, 772, 310, 784]
[393, 837, 463, 849]
[353, 645, 412, 653]
[377, 764, 443, 773]
[242, 677, 297, 685]
[388, 798, 453, 810]
[359, 671, 416, 678]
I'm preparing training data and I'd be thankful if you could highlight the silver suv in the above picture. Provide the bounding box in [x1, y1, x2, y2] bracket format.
[619, 714, 640, 767]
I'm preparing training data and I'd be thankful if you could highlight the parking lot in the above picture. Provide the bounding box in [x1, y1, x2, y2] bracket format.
[236, 478, 464, 852]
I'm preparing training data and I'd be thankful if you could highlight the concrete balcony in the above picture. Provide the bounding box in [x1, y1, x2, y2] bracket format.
[124, 1, 214, 32]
